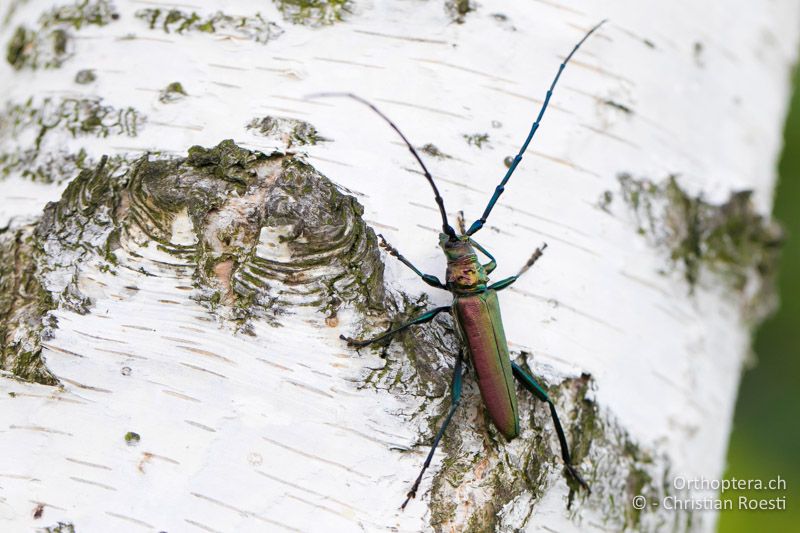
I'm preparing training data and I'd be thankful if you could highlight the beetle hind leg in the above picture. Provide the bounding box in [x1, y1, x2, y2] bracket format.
[511, 361, 590, 493]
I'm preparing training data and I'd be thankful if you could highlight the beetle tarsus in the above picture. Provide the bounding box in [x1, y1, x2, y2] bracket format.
[377, 234, 399, 256]
[400, 489, 416, 510]
[566, 464, 591, 494]
[517, 243, 548, 277]
[339, 334, 361, 347]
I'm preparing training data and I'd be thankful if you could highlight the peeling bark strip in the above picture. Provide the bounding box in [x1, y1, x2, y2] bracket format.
[247, 116, 327, 147]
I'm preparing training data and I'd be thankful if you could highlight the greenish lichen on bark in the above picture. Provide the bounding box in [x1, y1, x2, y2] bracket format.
[135, 8, 283, 44]
[0, 96, 141, 143]
[446, 0, 475, 23]
[124, 431, 140, 445]
[74, 68, 96, 84]
[4, 0, 119, 70]
[39, 0, 118, 30]
[41, 523, 75, 533]
[6, 25, 68, 70]
[419, 143, 451, 159]
[272, 0, 352, 26]
[359, 291, 457, 399]
[0, 96, 143, 183]
[247, 116, 326, 147]
[609, 173, 782, 320]
[158, 82, 187, 104]
[463, 132, 490, 149]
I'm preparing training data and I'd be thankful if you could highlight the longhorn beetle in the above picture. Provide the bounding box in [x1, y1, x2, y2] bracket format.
[310, 20, 606, 509]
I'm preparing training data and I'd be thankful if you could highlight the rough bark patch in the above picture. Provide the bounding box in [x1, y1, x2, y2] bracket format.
[0, 96, 142, 183]
[0, 140, 388, 381]
[135, 8, 283, 44]
[273, 0, 353, 26]
[5, 0, 119, 70]
[605, 173, 782, 322]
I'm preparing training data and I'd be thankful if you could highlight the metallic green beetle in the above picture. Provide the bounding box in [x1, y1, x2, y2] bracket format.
[315, 19, 606, 508]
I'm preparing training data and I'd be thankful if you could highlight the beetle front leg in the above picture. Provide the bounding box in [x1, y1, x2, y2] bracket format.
[487, 243, 547, 292]
[516, 243, 547, 277]
[340, 306, 451, 348]
[510, 361, 590, 493]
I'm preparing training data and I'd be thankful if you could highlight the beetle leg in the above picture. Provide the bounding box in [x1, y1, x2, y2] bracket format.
[510, 361, 591, 493]
[468, 238, 497, 275]
[487, 244, 547, 291]
[488, 276, 517, 291]
[516, 243, 547, 278]
[378, 234, 448, 290]
[340, 306, 451, 348]
[401, 351, 463, 510]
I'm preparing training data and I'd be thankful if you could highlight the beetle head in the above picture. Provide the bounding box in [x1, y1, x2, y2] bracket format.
[439, 233, 488, 291]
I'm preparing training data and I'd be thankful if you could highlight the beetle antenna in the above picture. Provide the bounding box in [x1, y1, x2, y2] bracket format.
[307, 92, 457, 239]
[466, 19, 608, 236]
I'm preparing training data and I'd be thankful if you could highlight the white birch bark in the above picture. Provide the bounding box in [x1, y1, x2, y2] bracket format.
[0, 1, 797, 532]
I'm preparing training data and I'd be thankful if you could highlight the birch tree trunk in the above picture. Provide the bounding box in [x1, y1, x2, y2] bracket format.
[1, 1, 797, 532]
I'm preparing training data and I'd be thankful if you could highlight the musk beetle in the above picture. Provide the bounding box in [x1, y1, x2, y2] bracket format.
[311, 19, 606, 508]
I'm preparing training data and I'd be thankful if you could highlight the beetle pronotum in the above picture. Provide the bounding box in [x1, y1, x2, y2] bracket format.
[311, 19, 606, 508]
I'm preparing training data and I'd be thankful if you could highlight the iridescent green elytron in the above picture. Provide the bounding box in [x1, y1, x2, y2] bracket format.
[312, 19, 607, 509]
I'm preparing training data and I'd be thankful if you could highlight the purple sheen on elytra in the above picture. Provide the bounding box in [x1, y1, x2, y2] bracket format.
[454, 290, 519, 440]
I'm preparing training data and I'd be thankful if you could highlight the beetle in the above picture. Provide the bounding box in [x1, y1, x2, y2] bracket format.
[311, 20, 606, 508]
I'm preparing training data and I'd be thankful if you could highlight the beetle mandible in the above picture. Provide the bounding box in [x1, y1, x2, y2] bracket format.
[311, 19, 606, 508]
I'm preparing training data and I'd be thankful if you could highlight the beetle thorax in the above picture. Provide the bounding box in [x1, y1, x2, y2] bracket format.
[439, 234, 488, 292]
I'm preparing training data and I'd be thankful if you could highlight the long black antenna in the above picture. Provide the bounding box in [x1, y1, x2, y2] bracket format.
[307, 92, 457, 239]
[466, 19, 608, 236]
